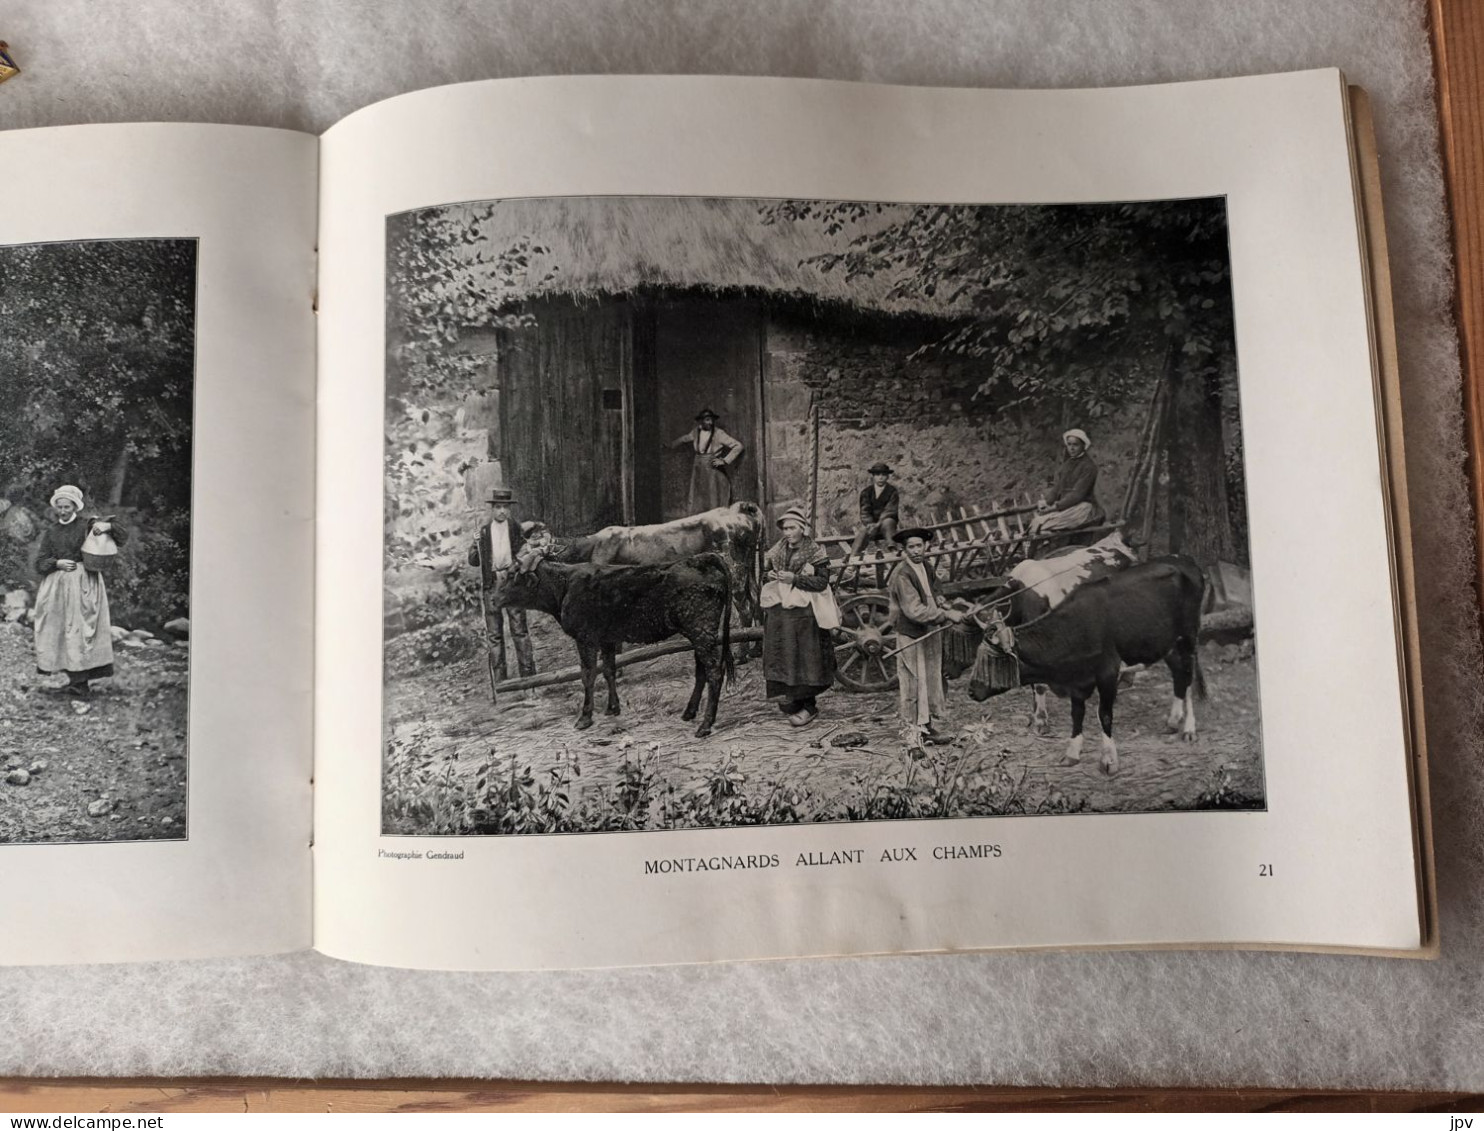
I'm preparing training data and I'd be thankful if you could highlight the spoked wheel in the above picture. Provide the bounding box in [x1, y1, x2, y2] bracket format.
[833, 591, 900, 693]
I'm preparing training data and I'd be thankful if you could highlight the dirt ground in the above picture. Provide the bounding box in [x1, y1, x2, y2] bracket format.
[384, 614, 1265, 833]
[0, 621, 189, 843]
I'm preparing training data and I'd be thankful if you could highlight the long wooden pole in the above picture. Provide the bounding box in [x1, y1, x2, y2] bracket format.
[807, 394, 820, 532]
[1121, 373, 1166, 521]
[493, 627, 766, 693]
[475, 534, 498, 702]
[1139, 378, 1170, 553]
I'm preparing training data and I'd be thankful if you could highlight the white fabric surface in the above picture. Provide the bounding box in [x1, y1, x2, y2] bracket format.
[2, 0, 1480, 1089]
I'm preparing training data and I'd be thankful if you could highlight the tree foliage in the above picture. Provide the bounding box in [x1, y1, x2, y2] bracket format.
[0, 239, 195, 510]
[0, 239, 196, 621]
[386, 204, 556, 409]
[763, 198, 1244, 562]
[762, 199, 1235, 417]
[383, 206, 558, 579]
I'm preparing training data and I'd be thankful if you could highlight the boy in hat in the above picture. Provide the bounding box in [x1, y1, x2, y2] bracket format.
[850, 461, 901, 555]
[667, 407, 745, 514]
[887, 526, 966, 734]
[467, 487, 536, 682]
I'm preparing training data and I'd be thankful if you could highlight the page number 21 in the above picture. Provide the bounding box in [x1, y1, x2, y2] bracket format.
[1259, 864, 1275, 877]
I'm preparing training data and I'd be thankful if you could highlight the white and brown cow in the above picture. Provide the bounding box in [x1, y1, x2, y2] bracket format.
[1004, 531, 1138, 733]
[968, 556, 1207, 775]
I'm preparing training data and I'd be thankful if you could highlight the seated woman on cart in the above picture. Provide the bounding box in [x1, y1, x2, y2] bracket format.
[1029, 428, 1106, 534]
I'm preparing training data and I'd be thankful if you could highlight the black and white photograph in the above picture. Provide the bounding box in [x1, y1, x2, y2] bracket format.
[382, 195, 1259, 835]
[0, 238, 195, 843]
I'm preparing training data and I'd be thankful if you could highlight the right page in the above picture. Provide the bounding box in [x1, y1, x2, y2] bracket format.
[314, 70, 1427, 969]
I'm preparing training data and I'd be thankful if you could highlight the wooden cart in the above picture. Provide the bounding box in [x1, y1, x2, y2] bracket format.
[818, 497, 1122, 693]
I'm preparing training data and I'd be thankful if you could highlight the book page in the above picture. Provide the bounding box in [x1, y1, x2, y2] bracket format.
[0, 125, 316, 962]
[314, 71, 1423, 969]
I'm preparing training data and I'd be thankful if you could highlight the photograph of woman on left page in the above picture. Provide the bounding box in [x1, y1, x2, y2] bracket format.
[0, 237, 195, 844]
[0, 123, 314, 963]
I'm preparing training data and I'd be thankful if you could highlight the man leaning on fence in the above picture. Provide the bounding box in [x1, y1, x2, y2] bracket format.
[468, 487, 536, 684]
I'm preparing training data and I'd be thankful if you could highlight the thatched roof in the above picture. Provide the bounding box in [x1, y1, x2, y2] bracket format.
[420, 196, 972, 321]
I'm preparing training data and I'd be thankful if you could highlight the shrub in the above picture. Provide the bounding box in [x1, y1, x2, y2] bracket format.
[381, 725, 1089, 836]
[385, 620, 484, 677]
[106, 511, 190, 629]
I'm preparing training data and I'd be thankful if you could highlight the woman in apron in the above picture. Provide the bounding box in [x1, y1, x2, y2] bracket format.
[33, 484, 127, 698]
[760, 507, 838, 728]
[668, 407, 744, 514]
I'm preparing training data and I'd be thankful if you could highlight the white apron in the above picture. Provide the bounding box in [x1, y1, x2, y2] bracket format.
[33, 566, 114, 674]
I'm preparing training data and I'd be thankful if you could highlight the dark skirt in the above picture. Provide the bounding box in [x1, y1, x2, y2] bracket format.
[763, 606, 836, 701]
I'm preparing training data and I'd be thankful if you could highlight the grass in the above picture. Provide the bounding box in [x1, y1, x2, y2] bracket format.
[382, 718, 1088, 836]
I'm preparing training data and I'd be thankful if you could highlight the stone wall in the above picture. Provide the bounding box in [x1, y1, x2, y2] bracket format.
[761, 310, 1151, 538]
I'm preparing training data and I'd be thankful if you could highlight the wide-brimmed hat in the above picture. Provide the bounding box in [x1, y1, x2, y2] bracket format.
[486, 487, 517, 505]
[893, 526, 934, 546]
[776, 506, 812, 532]
[867, 462, 894, 476]
[694, 407, 721, 422]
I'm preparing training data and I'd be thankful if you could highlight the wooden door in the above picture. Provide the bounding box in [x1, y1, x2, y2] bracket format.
[498, 299, 630, 536]
[651, 300, 764, 522]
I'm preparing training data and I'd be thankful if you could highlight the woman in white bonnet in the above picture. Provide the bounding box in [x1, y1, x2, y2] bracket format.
[1030, 428, 1106, 534]
[32, 484, 128, 698]
[760, 507, 836, 727]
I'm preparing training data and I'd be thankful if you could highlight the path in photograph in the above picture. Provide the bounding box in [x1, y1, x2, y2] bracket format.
[383, 618, 1262, 835]
[0, 622, 188, 842]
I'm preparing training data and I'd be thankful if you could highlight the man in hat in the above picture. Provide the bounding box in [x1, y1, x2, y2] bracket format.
[1030, 428, 1105, 534]
[887, 526, 966, 734]
[850, 461, 902, 555]
[467, 487, 536, 683]
[668, 407, 744, 514]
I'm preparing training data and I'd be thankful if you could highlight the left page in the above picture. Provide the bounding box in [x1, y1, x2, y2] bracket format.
[0, 124, 317, 963]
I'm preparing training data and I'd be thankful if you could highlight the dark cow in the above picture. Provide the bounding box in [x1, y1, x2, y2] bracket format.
[496, 550, 735, 738]
[1004, 531, 1138, 733]
[967, 556, 1207, 775]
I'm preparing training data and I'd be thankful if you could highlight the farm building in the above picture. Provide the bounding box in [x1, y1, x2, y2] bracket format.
[387, 197, 1160, 553]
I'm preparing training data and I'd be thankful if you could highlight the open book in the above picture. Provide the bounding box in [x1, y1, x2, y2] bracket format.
[0, 69, 1435, 969]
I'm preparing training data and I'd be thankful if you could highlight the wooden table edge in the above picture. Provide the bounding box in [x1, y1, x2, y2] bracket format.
[1431, 0, 1484, 601]
[1, 1079, 1482, 1114]
[1, 0, 1479, 1113]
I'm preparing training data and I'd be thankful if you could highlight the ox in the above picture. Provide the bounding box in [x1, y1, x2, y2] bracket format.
[556, 501, 761, 595]
[1004, 531, 1139, 733]
[496, 550, 735, 738]
[968, 556, 1207, 775]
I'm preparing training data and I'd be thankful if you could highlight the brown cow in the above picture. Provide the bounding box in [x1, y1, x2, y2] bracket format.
[497, 550, 735, 738]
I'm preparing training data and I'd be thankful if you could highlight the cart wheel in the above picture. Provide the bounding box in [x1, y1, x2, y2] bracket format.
[833, 591, 900, 693]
